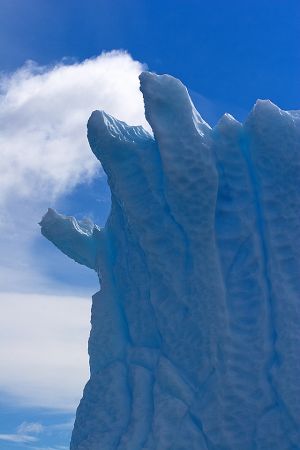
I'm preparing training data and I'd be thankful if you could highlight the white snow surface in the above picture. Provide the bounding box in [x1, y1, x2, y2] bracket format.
[40, 72, 300, 450]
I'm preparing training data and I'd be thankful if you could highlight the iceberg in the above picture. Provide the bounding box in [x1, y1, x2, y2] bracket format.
[40, 72, 300, 450]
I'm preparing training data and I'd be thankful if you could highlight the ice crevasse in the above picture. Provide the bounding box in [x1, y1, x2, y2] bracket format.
[40, 72, 300, 450]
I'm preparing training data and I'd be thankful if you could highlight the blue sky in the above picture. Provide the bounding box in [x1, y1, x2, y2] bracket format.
[1, 0, 299, 110]
[0, 1, 299, 449]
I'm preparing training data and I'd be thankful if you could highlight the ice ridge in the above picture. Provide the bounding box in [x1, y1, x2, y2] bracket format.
[40, 72, 300, 450]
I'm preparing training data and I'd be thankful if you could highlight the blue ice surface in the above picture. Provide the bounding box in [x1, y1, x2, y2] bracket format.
[40, 72, 300, 450]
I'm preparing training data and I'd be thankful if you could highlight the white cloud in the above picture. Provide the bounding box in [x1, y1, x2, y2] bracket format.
[0, 433, 37, 443]
[0, 421, 44, 445]
[0, 50, 146, 296]
[0, 51, 146, 413]
[0, 292, 90, 410]
[0, 420, 74, 449]
[17, 422, 45, 435]
[47, 421, 74, 431]
[0, 51, 147, 206]
[30, 447, 68, 450]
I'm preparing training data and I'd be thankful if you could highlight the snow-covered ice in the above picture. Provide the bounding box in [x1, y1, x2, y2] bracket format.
[40, 72, 300, 450]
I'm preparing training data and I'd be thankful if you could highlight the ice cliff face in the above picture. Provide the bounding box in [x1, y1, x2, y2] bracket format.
[40, 72, 300, 450]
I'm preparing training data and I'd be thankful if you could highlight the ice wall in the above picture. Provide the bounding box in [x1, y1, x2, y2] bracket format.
[40, 72, 300, 450]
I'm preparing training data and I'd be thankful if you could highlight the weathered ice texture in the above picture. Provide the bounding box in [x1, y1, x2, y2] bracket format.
[40, 72, 300, 450]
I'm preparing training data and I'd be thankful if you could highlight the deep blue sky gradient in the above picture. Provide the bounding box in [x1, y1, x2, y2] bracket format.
[0, 1, 299, 448]
[1, 0, 299, 112]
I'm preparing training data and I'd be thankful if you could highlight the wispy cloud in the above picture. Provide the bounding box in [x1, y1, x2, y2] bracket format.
[17, 422, 44, 435]
[30, 446, 68, 450]
[47, 421, 74, 432]
[190, 88, 248, 126]
[0, 433, 37, 443]
[0, 419, 73, 449]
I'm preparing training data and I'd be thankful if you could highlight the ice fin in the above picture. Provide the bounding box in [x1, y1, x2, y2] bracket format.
[39, 208, 102, 270]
